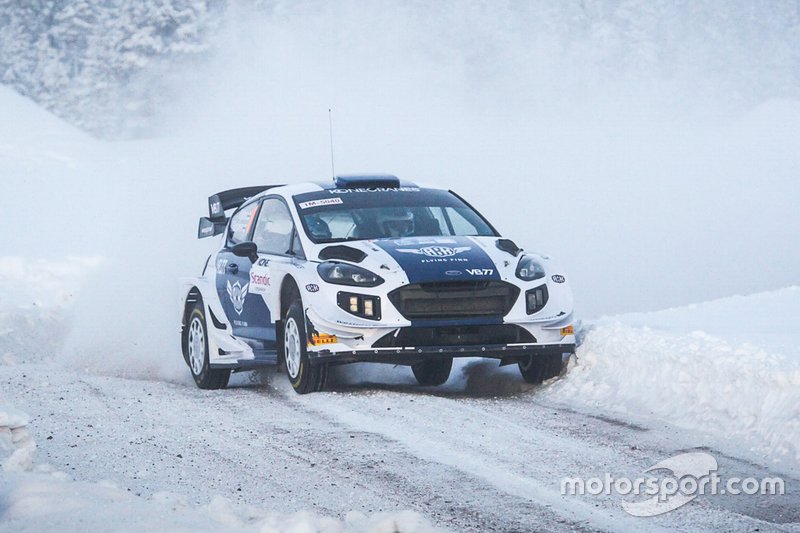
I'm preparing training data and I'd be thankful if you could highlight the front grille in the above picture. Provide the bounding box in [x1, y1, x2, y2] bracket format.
[388, 280, 520, 320]
[373, 324, 535, 348]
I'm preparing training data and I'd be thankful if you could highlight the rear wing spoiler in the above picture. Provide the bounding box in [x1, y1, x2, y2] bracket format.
[197, 185, 283, 239]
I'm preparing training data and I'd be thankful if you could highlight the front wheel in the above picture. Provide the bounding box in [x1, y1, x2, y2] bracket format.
[518, 353, 564, 384]
[283, 299, 327, 394]
[412, 357, 453, 386]
[185, 301, 230, 389]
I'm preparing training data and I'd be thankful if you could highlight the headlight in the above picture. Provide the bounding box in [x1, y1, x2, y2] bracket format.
[516, 255, 545, 281]
[317, 262, 384, 287]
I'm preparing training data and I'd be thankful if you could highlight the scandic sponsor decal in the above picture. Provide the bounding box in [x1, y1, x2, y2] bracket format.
[298, 197, 343, 209]
[249, 272, 270, 286]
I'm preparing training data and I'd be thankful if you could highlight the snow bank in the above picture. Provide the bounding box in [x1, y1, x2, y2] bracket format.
[0, 474, 437, 532]
[548, 287, 800, 467]
[0, 256, 106, 366]
[0, 256, 107, 310]
[0, 405, 35, 472]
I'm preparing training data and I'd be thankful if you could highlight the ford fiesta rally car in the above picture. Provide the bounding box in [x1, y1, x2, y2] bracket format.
[180, 175, 575, 393]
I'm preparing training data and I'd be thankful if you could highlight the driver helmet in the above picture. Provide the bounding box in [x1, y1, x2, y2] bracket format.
[375, 207, 415, 237]
[306, 214, 332, 240]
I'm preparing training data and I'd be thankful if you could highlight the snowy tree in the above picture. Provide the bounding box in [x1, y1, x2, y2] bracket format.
[0, 0, 220, 137]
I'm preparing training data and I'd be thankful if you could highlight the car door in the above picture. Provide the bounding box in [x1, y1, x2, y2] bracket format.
[248, 197, 302, 348]
[215, 201, 272, 340]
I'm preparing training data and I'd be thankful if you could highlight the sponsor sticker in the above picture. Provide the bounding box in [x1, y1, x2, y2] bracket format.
[466, 268, 494, 276]
[250, 271, 270, 286]
[249, 262, 270, 295]
[397, 246, 471, 258]
[305, 284, 320, 292]
[328, 187, 420, 194]
[298, 198, 344, 209]
[552, 274, 566, 283]
[310, 333, 337, 345]
[226, 280, 248, 315]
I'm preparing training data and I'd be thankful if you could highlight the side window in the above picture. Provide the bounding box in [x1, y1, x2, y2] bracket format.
[446, 207, 481, 235]
[253, 198, 294, 255]
[227, 202, 259, 246]
[291, 231, 304, 257]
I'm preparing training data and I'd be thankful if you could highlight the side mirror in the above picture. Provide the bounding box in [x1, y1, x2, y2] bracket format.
[232, 241, 258, 264]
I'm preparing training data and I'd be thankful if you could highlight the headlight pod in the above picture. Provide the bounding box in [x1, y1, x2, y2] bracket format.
[516, 255, 545, 281]
[317, 261, 384, 287]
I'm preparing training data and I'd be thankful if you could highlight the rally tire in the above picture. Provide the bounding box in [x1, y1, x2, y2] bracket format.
[412, 357, 453, 386]
[518, 353, 564, 384]
[185, 301, 230, 389]
[283, 299, 327, 394]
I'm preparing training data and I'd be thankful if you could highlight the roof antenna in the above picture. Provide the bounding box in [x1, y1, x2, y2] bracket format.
[328, 108, 336, 182]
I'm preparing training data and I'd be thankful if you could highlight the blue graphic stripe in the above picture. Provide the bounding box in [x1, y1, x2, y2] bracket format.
[374, 237, 499, 284]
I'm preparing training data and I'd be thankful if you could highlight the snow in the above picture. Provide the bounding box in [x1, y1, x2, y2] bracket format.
[1, 255, 798, 529]
[0, 405, 35, 473]
[547, 287, 800, 468]
[0, 472, 437, 532]
[0, 403, 437, 532]
[2, 4, 800, 529]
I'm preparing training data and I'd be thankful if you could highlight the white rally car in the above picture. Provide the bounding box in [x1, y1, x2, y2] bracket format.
[180, 175, 575, 393]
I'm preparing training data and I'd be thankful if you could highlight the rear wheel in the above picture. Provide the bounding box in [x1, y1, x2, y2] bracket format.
[412, 357, 453, 386]
[518, 353, 564, 384]
[185, 301, 230, 389]
[283, 299, 327, 394]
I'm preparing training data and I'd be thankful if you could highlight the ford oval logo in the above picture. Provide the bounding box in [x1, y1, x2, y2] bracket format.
[445, 270, 462, 276]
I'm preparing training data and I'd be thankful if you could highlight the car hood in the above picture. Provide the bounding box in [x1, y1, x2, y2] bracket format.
[314, 236, 506, 284]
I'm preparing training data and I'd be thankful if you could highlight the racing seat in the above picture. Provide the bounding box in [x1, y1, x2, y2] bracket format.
[351, 220, 379, 240]
[413, 211, 442, 236]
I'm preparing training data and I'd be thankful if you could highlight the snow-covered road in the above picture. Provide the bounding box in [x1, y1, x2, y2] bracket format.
[2, 356, 798, 532]
[2, 255, 798, 530]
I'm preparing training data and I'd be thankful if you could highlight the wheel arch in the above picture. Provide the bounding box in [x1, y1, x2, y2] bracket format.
[275, 275, 302, 370]
[279, 275, 301, 318]
[181, 286, 204, 362]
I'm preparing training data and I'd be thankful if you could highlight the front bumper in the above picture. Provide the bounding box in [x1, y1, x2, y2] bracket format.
[308, 341, 575, 366]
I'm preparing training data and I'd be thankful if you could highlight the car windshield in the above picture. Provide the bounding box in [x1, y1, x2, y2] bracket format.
[293, 187, 497, 243]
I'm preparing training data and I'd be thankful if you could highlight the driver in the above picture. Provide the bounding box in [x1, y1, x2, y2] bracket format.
[375, 207, 415, 238]
[306, 214, 332, 240]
